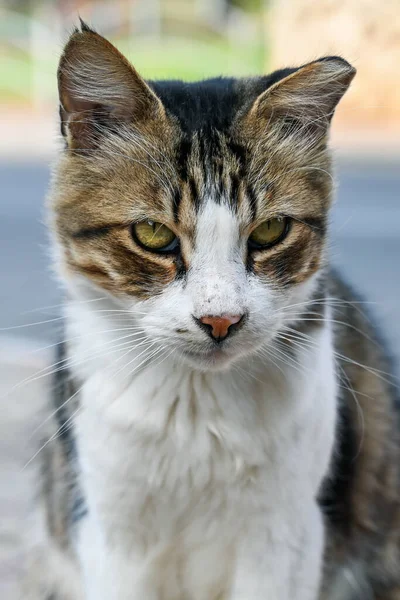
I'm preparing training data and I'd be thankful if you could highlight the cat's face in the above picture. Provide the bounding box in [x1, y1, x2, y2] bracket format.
[51, 25, 355, 371]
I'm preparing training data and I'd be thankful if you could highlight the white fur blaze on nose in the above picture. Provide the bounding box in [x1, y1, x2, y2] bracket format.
[194, 202, 239, 262]
[189, 201, 246, 318]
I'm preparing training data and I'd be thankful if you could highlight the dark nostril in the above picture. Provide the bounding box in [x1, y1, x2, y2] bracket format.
[194, 314, 245, 342]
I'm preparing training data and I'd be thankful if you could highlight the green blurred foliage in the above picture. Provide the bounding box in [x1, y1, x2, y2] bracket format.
[119, 38, 265, 81]
[1, 0, 267, 106]
[229, 0, 263, 13]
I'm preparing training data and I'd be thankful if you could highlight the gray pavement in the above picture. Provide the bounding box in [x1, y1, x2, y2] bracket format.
[0, 157, 399, 366]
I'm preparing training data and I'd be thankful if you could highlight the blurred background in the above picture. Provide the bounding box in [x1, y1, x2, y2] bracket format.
[1, 0, 399, 350]
[0, 2, 399, 595]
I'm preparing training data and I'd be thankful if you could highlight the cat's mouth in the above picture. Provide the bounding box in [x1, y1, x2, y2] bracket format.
[180, 344, 242, 370]
[173, 321, 265, 370]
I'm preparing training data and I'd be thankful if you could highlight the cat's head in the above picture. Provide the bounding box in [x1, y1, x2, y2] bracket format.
[50, 24, 355, 371]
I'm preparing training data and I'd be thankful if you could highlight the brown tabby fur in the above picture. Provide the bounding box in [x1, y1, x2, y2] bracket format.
[320, 276, 400, 598]
[42, 24, 400, 599]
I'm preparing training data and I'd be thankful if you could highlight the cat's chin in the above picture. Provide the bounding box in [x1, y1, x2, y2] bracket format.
[179, 347, 242, 372]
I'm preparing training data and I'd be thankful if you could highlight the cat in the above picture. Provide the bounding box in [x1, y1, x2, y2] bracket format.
[36, 21, 400, 600]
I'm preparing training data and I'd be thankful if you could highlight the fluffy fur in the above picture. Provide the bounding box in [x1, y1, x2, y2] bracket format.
[38, 23, 400, 600]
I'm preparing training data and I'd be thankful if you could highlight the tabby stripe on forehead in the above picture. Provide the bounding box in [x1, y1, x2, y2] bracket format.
[246, 185, 258, 220]
[226, 141, 247, 177]
[172, 188, 182, 222]
[216, 163, 224, 198]
[188, 177, 201, 210]
[230, 174, 240, 209]
[177, 138, 192, 180]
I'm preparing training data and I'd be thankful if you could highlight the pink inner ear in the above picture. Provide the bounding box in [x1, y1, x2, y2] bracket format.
[61, 92, 100, 116]
[60, 82, 135, 122]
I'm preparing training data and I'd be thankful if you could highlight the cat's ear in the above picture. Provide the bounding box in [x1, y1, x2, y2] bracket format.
[58, 22, 164, 150]
[244, 57, 356, 140]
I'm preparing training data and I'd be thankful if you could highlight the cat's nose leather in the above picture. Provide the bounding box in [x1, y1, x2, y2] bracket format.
[198, 314, 244, 341]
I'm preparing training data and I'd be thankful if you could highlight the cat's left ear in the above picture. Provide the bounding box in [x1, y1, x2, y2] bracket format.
[244, 56, 356, 138]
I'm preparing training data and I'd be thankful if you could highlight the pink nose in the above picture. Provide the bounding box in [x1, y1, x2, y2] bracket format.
[199, 314, 243, 340]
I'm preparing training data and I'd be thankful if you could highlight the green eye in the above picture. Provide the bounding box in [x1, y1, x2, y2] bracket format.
[249, 217, 289, 249]
[131, 221, 178, 252]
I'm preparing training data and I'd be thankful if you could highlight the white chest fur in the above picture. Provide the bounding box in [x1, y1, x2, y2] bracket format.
[73, 322, 336, 600]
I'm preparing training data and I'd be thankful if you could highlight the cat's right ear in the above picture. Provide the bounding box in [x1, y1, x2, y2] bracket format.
[58, 22, 164, 150]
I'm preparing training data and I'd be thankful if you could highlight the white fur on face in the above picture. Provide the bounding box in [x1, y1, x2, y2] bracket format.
[134, 200, 319, 371]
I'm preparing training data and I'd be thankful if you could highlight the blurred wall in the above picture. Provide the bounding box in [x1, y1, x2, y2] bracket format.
[267, 0, 400, 127]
